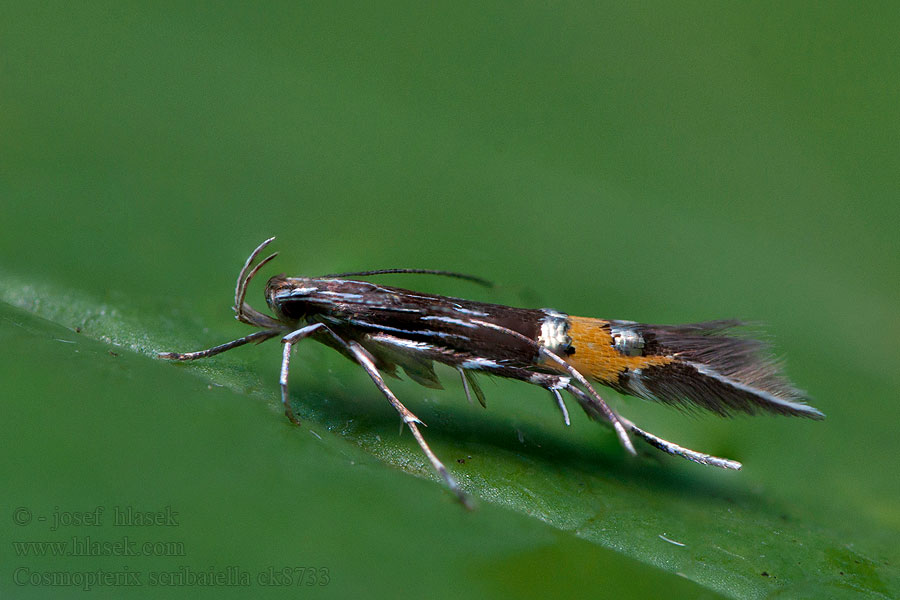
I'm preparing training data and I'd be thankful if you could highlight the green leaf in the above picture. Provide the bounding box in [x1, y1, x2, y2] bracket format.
[1, 266, 896, 599]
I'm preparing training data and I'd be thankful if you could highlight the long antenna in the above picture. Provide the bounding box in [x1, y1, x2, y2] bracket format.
[321, 268, 493, 288]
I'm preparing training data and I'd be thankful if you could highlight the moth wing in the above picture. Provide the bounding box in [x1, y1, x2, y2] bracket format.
[364, 336, 444, 389]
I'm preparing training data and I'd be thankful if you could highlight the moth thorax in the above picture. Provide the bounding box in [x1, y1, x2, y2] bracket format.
[611, 324, 644, 356]
[538, 310, 572, 354]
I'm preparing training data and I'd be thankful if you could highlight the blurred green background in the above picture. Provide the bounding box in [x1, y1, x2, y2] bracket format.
[2, 3, 897, 598]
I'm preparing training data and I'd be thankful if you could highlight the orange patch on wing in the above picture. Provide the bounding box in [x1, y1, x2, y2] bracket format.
[545, 316, 673, 384]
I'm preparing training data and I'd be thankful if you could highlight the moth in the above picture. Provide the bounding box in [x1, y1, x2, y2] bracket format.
[160, 238, 823, 506]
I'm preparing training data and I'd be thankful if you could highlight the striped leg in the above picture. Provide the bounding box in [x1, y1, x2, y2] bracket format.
[280, 324, 329, 425]
[562, 384, 741, 470]
[281, 324, 471, 507]
[158, 329, 282, 361]
[344, 340, 472, 509]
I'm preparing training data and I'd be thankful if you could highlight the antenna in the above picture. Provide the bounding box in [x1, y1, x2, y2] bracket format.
[321, 268, 493, 288]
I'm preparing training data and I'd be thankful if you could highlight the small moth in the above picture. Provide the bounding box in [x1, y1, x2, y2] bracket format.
[160, 238, 823, 506]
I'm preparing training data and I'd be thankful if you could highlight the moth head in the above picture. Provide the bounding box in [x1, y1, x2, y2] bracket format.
[265, 276, 318, 323]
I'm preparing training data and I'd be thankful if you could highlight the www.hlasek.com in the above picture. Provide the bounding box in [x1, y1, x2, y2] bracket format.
[13, 566, 331, 590]
[14, 535, 185, 557]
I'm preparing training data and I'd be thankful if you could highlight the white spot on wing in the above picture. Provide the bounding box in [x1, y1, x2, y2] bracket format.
[319, 291, 364, 300]
[279, 287, 318, 298]
[421, 315, 477, 328]
[538, 310, 570, 353]
[370, 334, 437, 352]
[611, 325, 644, 356]
[461, 358, 503, 370]
[453, 306, 488, 316]
[347, 319, 470, 341]
[366, 306, 424, 313]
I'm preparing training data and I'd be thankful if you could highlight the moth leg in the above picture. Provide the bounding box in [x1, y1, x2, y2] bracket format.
[618, 415, 742, 470]
[528, 373, 571, 426]
[333, 339, 470, 508]
[471, 320, 635, 454]
[280, 323, 328, 425]
[538, 350, 634, 453]
[548, 387, 571, 427]
[281, 324, 470, 506]
[563, 384, 741, 470]
[159, 329, 281, 361]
